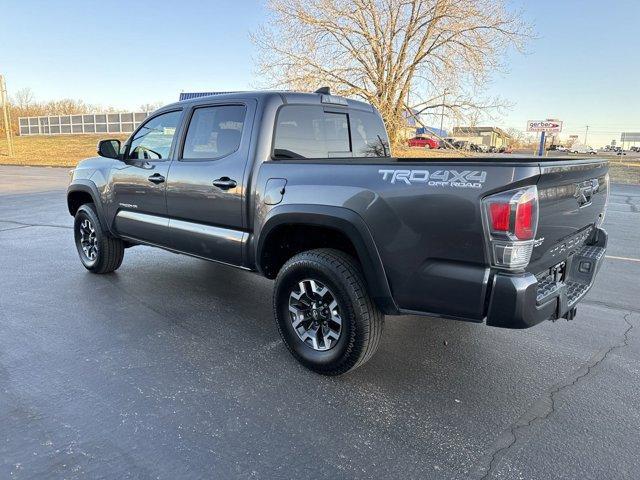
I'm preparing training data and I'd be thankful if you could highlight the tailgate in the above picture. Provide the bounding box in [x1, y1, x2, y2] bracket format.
[528, 159, 609, 274]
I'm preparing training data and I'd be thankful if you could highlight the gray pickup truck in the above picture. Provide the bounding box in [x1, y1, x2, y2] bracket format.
[67, 90, 609, 375]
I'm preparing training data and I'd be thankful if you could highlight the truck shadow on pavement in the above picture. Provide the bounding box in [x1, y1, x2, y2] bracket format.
[98, 250, 524, 390]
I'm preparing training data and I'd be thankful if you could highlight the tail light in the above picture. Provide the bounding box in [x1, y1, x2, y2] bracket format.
[482, 186, 539, 269]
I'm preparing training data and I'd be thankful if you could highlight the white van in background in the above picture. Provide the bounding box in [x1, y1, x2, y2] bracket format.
[570, 144, 597, 155]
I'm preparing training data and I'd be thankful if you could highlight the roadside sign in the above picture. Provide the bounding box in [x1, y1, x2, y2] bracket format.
[621, 132, 640, 142]
[527, 120, 563, 133]
[528, 118, 563, 157]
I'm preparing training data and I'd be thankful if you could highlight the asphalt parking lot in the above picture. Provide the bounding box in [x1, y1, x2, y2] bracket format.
[1, 165, 639, 479]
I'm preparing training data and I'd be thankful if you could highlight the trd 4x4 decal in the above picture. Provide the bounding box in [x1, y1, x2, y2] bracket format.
[378, 169, 487, 188]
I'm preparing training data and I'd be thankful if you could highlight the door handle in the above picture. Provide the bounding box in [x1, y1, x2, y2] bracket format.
[148, 173, 165, 184]
[212, 177, 237, 190]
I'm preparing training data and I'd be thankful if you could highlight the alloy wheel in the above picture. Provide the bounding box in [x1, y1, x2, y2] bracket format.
[78, 218, 98, 261]
[288, 279, 342, 351]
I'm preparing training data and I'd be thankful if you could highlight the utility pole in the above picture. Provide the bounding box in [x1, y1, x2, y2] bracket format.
[584, 125, 589, 144]
[439, 88, 448, 135]
[0, 75, 14, 157]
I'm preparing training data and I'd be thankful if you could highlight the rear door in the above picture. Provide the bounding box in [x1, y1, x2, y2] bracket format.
[164, 100, 255, 265]
[528, 159, 609, 274]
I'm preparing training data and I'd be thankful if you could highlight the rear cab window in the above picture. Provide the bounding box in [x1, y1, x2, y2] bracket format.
[350, 110, 390, 158]
[182, 105, 246, 160]
[273, 105, 389, 159]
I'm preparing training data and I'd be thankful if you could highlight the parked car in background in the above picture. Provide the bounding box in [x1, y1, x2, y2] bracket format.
[471, 144, 489, 153]
[438, 138, 457, 149]
[604, 145, 626, 153]
[605, 146, 623, 153]
[571, 144, 597, 155]
[407, 136, 438, 149]
[548, 145, 568, 152]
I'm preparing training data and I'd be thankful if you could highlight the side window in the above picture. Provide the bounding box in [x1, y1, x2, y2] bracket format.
[273, 105, 350, 159]
[182, 105, 246, 160]
[127, 111, 181, 160]
[350, 111, 390, 157]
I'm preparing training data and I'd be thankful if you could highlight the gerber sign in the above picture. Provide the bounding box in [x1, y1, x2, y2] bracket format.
[527, 120, 563, 133]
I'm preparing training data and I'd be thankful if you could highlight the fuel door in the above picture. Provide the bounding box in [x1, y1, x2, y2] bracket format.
[264, 178, 287, 205]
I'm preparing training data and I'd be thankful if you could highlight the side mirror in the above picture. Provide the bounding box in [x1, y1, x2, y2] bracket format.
[97, 139, 121, 159]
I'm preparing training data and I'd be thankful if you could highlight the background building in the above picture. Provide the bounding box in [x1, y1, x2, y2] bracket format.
[18, 112, 149, 136]
[451, 126, 511, 148]
[416, 126, 447, 138]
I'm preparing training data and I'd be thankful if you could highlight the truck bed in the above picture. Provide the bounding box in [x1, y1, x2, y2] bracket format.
[257, 156, 608, 324]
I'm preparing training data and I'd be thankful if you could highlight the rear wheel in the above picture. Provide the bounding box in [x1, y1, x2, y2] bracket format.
[74, 204, 124, 273]
[273, 249, 384, 375]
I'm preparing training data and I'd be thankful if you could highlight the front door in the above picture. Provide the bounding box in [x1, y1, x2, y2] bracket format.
[111, 110, 182, 244]
[165, 102, 254, 265]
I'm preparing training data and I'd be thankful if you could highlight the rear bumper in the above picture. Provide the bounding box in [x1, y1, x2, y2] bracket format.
[485, 227, 608, 329]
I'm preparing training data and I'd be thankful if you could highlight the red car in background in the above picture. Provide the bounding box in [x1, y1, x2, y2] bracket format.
[407, 136, 439, 149]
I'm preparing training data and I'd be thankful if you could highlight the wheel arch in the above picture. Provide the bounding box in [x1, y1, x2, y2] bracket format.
[67, 181, 112, 234]
[255, 204, 398, 315]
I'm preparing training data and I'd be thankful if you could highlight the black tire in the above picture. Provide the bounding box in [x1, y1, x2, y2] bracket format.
[273, 248, 384, 375]
[74, 203, 124, 274]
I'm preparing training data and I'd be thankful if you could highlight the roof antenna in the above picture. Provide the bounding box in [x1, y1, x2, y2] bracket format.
[314, 87, 331, 95]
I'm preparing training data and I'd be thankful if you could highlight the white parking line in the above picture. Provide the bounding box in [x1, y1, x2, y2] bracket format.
[606, 255, 640, 263]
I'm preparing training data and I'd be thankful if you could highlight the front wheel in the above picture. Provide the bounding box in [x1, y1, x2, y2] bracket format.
[273, 249, 384, 375]
[74, 203, 124, 273]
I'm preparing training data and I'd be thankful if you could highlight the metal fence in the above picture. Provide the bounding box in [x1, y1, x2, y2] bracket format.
[18, 112, 150, 136]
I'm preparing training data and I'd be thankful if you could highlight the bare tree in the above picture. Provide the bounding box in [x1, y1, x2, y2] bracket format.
[46, 99, 92, 115]
[253, 0, 531, 147]
[505, 127, 536, 149]
[13, 88, 34, 109]
[139, 101, 164, 113]
[3, 87, 114, 134]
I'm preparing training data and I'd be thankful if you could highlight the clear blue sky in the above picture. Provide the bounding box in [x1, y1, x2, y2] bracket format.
[1, 0, 638, 146]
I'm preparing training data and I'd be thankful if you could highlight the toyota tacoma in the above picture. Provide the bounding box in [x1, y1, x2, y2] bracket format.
[67, 89, 609, 375]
